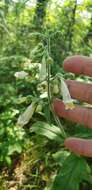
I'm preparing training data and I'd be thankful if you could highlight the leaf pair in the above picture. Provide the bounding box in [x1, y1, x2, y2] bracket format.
[31, 121, 64, 143]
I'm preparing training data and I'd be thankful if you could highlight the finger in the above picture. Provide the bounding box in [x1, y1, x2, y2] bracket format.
[66, 80, 92, 104]
[53, 99, 92, 129]
[64, 137, 92, 157]
[63, 55, 92, 77]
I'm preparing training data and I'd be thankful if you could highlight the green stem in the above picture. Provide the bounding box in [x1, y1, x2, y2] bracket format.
[51, 104, 67, 138]
[46, 37, 51, 123]
[46, 38, 66, 138]
[47, 61, 51, 123]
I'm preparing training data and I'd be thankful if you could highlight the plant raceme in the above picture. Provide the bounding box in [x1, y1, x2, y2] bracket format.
[15, 54, 75, 129]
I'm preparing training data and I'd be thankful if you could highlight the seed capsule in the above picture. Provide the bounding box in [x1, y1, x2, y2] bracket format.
[17, 102, 36, 126]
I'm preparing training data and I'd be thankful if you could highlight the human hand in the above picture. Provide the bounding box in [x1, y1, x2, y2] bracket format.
[54, 55, 92, 157]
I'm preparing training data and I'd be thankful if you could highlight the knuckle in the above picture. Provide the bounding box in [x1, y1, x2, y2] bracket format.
[79, 143, 85, 156]
[82, 109, 92, 128]
[85, 87, 92, 103]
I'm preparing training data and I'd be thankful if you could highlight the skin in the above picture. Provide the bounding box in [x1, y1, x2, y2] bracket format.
[53, 55, 92, 157]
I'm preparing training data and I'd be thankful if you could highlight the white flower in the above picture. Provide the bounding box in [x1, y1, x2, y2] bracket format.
[17, 102, 36, 126]
[61, 78, 75, 110]
[40, 92, 48, 99]
[14, 71, 28, 79]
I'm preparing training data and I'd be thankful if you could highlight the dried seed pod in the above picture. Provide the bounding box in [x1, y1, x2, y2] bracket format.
[17, 102, 36, 126]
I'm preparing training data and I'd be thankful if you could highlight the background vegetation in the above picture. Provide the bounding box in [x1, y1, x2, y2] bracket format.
[0, 0, 92, 189]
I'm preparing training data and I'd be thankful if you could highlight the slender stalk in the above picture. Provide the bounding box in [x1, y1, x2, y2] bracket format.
[46, 36, 52, 123]
[46, 37, 66, 138]
[51, 104, 67, 138]
[47, 60, 51, 123]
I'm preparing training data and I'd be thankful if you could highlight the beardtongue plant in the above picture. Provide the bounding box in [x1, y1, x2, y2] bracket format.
[15, 57, 74, 135]
[15, 38, 92, 190]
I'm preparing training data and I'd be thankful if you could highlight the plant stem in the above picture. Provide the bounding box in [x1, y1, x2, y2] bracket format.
[47, 61, 51, 123]
[46, 37, 66, 138]
[51, 104, 67, 138]
[46, 36, 52, 123]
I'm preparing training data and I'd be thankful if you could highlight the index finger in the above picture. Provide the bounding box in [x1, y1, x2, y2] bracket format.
[63, 55, 92, 77]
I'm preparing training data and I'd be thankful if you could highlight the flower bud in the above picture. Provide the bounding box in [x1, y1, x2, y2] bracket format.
[53, 84, 59, 94]
[47, 56, 53, 65]
[36, 104, 42, 113]
[52, 79, 59, 94]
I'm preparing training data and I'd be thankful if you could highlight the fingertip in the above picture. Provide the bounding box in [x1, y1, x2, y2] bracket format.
[63, 56, 77, 71]
[64, 137, 78, 148]
[63, 55, 87, 74]
[63, 56, 72, 71]
[53, 99, 66, 117]
[64, 137, 82, 155]
[53, 98, 64, 108]
[64, 138, 92, 157]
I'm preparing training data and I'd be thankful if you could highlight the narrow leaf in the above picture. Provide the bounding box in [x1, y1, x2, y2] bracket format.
[31, 121, 64, 143]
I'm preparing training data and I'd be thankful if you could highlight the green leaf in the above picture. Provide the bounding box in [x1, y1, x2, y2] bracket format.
[31, 121, 64, 143]
[50, 154, 92, 190]
[52, 150, 70, 165]
[74, 124, 92, 139]
[8, 143, 22, 155]
[5, 156, 12, 166]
